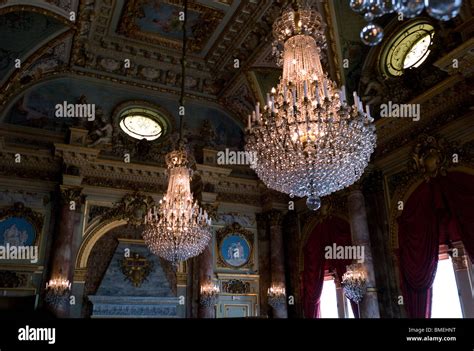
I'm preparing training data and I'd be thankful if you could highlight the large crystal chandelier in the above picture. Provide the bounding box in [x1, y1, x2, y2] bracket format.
[245, 3, 376, 211]
[350, 0, 464, 46]
[142, 0, 212, 264]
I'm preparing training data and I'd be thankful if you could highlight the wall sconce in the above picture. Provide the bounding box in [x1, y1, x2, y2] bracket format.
[342, 263, 367, 305]
[199, 282, 220, 307]
[45, 276, 71, 306]
[267, 284, 286, 309]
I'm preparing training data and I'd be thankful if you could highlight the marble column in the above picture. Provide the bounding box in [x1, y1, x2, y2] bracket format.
[335, 280, 346, 318]
[256, 213, 271, 318]
[268, 210, 288, 318]
[46, 186, 82, 318]
[347, 188, 380, 318]
[363, 171, 401, 318]
[452, 243, 474, 318]
[283, 212, 302, 318]
[198, 243, 215, 318]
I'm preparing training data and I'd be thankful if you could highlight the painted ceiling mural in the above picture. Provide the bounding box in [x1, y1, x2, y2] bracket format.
[118, 0, 224, 52]
[3, 76, 244, 148]
[0, 11, 65, 83]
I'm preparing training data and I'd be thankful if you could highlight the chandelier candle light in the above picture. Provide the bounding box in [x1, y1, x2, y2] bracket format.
[142, 0, 212, 264]
[245, 3, 376, 211]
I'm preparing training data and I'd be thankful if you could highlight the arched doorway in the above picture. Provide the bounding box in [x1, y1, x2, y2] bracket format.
[76, 223, 179, 318]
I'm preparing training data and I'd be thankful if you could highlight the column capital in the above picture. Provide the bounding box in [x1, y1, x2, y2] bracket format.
[59, 186, 83, 206]
[267, 209, 283, 227]
[256, 212, 268, 227]
[347, 189, 366, 214]
[201, 203, 218, 221]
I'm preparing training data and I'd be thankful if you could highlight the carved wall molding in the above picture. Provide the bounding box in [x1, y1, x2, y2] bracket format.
[0, 190, 50, 207]
[0, 270, 28, 288]
[374, 77, 472, 158]
[410, 135, 455, 180]
[221, 279, 250, 294]
[101, 192, 155, 227]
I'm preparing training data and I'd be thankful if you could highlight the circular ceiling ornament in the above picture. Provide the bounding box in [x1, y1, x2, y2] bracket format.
[379, 20, 435, 77]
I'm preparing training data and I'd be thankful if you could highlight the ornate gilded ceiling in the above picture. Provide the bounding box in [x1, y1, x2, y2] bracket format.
[0, 0, 472, 154]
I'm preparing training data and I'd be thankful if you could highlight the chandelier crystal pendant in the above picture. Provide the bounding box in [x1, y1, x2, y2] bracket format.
[142, 0, 212, 264]
[245, 4, 376, 211]
[350, 0, 464, 46]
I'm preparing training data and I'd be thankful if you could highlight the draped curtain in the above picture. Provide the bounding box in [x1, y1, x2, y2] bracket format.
[302, 217, 355, 318]
[397, 172, 474, 318]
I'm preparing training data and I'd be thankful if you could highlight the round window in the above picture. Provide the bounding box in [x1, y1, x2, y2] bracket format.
[118, 107, 168, 141]
[379, 20, 435, 77]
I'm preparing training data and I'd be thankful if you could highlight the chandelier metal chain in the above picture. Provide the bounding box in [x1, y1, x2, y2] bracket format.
[143, 0, 212, 264]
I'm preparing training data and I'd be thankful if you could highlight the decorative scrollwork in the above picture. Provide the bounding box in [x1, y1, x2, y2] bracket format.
[221, 279, 250, 294]
[119, 252, 154, 288]
[411, 135, 453, 180]
[102, 192, 155, 226]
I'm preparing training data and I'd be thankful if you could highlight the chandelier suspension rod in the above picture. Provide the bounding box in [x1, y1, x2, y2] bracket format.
[178, 0, 188, 144]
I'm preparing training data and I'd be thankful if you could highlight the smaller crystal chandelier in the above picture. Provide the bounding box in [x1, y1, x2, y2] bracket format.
[267, 284, 287, 309]
[342, 264, 367, 305]
[45, 276, 71, 306]
[143, 149, 212, 264]
[199, 281, 220, 307]
[350, 0, 464, 46]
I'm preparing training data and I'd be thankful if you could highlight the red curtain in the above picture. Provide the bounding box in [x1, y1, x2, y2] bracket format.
[302, 217, 354, 318]
[397, 172, 474, 318]
[302, 220, 327, 318]
[439, 172, 474, 263]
